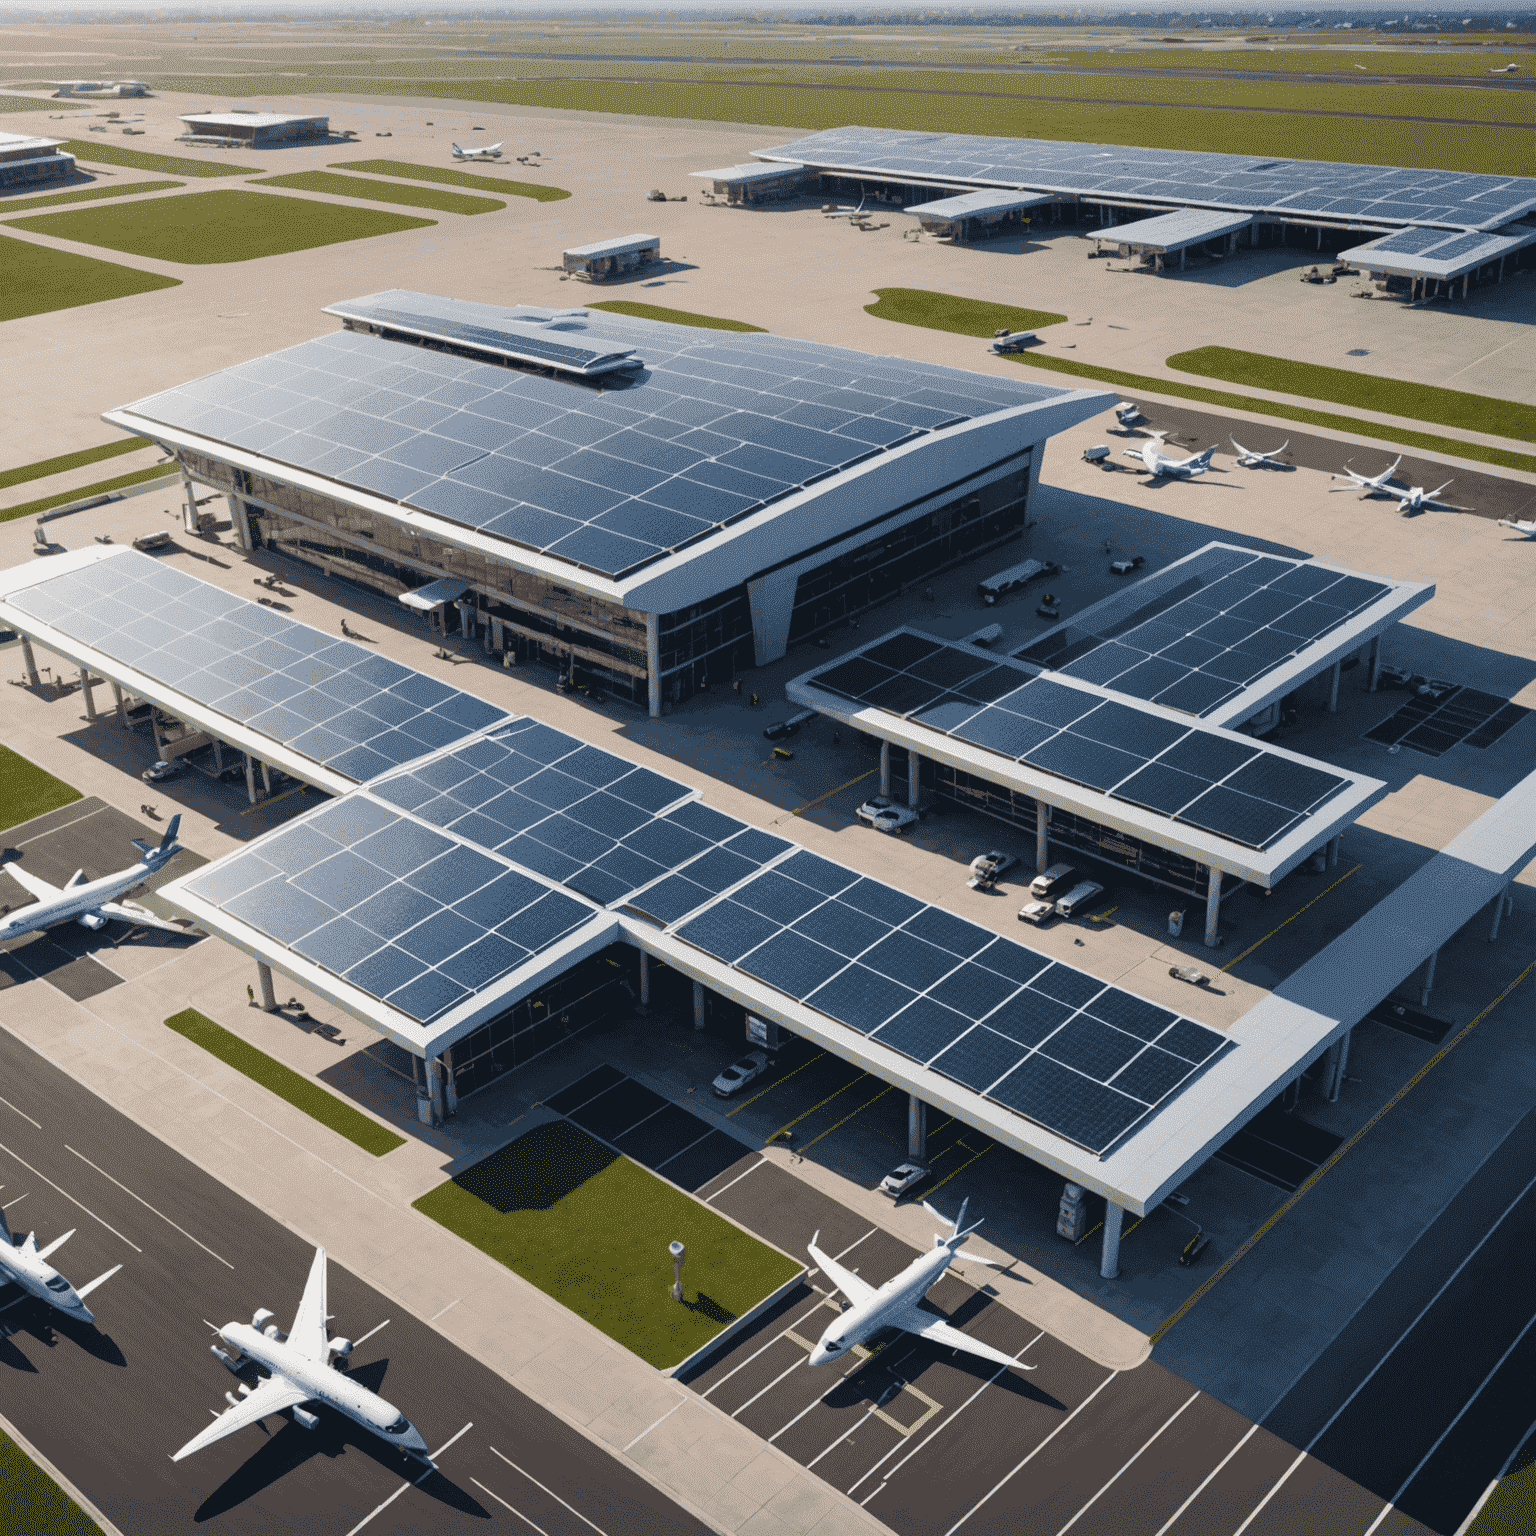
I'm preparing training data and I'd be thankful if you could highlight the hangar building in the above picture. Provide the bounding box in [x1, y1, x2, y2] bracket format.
[0, 132, 75, 190]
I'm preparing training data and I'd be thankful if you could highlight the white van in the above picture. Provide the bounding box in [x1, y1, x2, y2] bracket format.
[1054, 880, 1106, 919]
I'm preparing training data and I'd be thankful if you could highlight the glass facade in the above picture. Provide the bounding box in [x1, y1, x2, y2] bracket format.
[657, 587, 755, 700]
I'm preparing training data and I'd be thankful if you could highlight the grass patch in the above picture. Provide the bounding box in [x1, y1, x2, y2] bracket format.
[1, 93, 84, 113]
[8, 189, 435, 265]
[864, 287, 1067, 338]
[1468, 1444, 1536, 1535]
[331, 158, 571, 201]
[164, 1010, 406, 1157]
[1167, 346, 1536, 446]
[1, 465, 175, 525]
[0, 436, 150, 493]
[0, 745, 81, 834]
[414, 1120, 800, 1369]
[0, 180, 182, 215]
[588, 299, 765, 332]
[0, 231, 179, 323]
[251, 169, 503, 216]
[0, 1425, 100, 1536]
[59, 139, 255, 177]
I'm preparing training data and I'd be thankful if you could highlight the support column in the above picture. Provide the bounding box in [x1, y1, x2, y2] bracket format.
[442, 1047, 458, 1116]
[1036, 800, 1050, 872]
[879, 740, 891, 799]
[692, 980, 706, 1032]
[110, 681, 129, 729]
[19, 636, 41, 688]
[79, 668, 98, 720]
[1420, 948, 1439, 1009]
[1489, 883, 1512, 942]
[179, 464, 198, 534]
[256, 962, 277, 1012]
[1327, 660, 1341, 713]
[907, 1096, 927, 1162]
[151, 709, 165, 756]
[906, 749, 921, 810]
[428, 1054, 445, 1126]
[1100, 1201, 1124, 1280]
[228, 495, 252, 552]
[637, 952, 650, 1013]
[260, 761, 271, 796]
[1325, 1027, 1353, 1103]
[1204, 867, 1223, 948]
[1327, 835, 1340, 870]
[1179, 248, 1185, 271]
[212, 738, 223, 773]
[645, 612, 661, 719]
[243, 752, 257, 804]
[1368, 634, 1382, 692]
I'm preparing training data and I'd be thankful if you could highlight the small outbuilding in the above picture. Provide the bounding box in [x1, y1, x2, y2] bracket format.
[905, 188, 1055, 241]
[688, 162, 810, 205]
[50, 80, 150, 98]
[177, 111, 329, 147]
[0, 132, 74, 189]
[561, 233, 660, 280]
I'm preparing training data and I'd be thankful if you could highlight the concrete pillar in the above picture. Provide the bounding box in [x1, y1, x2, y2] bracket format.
[79, 668, 98, 720]
[1204, 867, 1223, 948]
[1326, 1027, 1352, 1103]
[879, 740, 891, 799]
[480, 609, 493, 655]
[110, 681, 128, 729]
[907, 749, 921, 810]
[645, 612, 661, 719]
[228, 495, 252, 552]
[179, 464, 198, 534]
[1327, 835, 1340, 870]
[456, 598, 473, 643]
[260, 761, 271, 796]
[256, 962, 277, 1012]
[1368, 634, 1382, 692]
[907, 1096, 927, 1161]
[1420, 948, 1439, 1009]
[428, 1054, 445, 1125]
[1101, 1201, 1124, 1280]
[243, 752, 257, 804]
[1489, 884, 1512, 942]
[19, 636, 41, 688]
[212, 738, 223, 773]
[1327, 661, 1341, 713]
[1036, 801, 1050, 872]
[637, 952, 650, 1013]
[1179, 247, 1185, 271]
[692, 980, 706, 1032]
[442, 1047, 458, 1115]
[151, 710, 165, 756]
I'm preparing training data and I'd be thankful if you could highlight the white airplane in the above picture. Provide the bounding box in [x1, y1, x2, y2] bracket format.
[0, 816, 188, 942]
[1229, 435, 1290, 468]
[1489, 63, 1521, 74]
[1395, 479, 1456, 514]
[451, 141, 503, 161]
[1330, 455, 1403, 497]
[807, 1200, 1032, 1372]
[1123, 431, 1217, 481]
[0, 1202, 120, 1326]
[1497, 518, 1536, 538]
[174, 1245, 431, 1465]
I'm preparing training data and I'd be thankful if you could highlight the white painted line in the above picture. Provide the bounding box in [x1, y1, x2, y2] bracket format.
[652, 1126, 717, 1172]
[1152, 1423, 1259, 1536]
[731, 1355, 805, 1419]
[769, 1374, 842, 1444]
[344, 1421, 472, 1536]
[611, 1104, 668, 1143]
[1056, 1390, 1201, 1535]
[701, 1157, 764, 1204]
[1453, 1411, 1536, 1536]
[942, 1370, 1119, 1536]
[489, 1445, 609, 1536]
[701, 1293, 831, 1400]
[1, 1194, 27, 1211]
[471, 1476, 550, 1535]
[0, 1138, 139, 1252]
[0, 1095, 41, 1131]
[430, 1297, 460, 1321]
[623, 1396, 687, 1453]
[808, 1383, 899, 1469]
[353, 1318, 390, 1347]
[65, 1144, 232, 1268]
[1231, 1450, 1306, 1536]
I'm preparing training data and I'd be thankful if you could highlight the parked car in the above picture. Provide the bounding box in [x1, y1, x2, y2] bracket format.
[856, 799, 920, 836]
[879, 1162, 933, 1199]
[1110, 555, 1146, 575]
[1017, 899, 1057, 926]
[1169, 964, 1211, 987]
[762, 710, 816, 743]
[712, 1051, 770, 1098]
[967, 850, 1016, 890]
[1029, 862, 1077, 900]
[1082, 445, 1110, 465]
[141, 759, 181, 783]
[1036, 597, 1061, 620]
[1054, 880, 1106, 919]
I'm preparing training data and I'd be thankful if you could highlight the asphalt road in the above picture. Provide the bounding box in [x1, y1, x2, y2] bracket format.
[0, 1029, 711, 1536]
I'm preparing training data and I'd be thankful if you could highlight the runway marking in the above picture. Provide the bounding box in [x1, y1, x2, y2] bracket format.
[722, 1049, 820, 1116]
[701, 1293, 837, 1400]
[622, 1395, 688, 1452]
[0, 1138, 139, 1252]
[471, 1477, 550, 1534]
[0, 1095, 41, 1131]
[346, 1422, 473, 1536]
[64, 1145, 232, 1268]
[1231, 1450, 1306, 1536]
[489, 1446, 609, 1535]
[702, 1158, 764, 1205]
[1221, 863, 1359, 972]
[939, 1369, 1119, 1535]
[766, 1069, 870, 1145]
[795, 1084, 893, 1155]
[1055, 1389, 1201, 1535]
[807, 1379, 903, 1467]
[0, 1193, 26, 1210]
[1151, 1423, 1258, 1535]
[353, 1318, 390, 1346]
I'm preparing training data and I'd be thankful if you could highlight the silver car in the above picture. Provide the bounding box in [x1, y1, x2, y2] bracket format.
[712, 1051, 769, 1098]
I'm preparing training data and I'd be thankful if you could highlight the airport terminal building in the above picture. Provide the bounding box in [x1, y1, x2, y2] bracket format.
[102, 293, 1112, 714]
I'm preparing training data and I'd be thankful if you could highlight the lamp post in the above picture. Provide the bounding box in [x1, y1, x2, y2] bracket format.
[669, 1240, 686, 1302]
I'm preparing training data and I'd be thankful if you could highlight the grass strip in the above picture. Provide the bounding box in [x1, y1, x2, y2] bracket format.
[414, 1120, 800, 1369]
[1168, 346, 1536, 446]
[251, 169, 502, 216]
[588, 299, 765, 332]
[0, 180, 182, 215]
[330, 157, 570, 201]
[164, 1010, 406, 1157]
[0, 466, 175, 525]
[863, 288, 1536, 476]
[8, 188, 434, 265]
[863, 287, 1066, 338]
[0, 437, 150, 493]
[0, 1425, 100, 1536]
[0, 231, 180, 324]
[0, 93, 84, 112]
[59, 139, 256, 177]
[0, 745, 82, 834]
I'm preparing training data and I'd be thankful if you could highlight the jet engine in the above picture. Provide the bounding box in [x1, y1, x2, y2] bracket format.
[75, 912, 107, 930]
[292, 1407, 319, 1431]
[326, 1337, 352, 1367]
[250, 1308, 275, 1330]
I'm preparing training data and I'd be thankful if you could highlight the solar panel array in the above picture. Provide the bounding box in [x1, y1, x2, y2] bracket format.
[123, 290, 1060, 582]
[674, 847, 1230, 1153]
[809, 630, 1350, 851]
[757, 127, 1536, 231]
[4, 550, 508, 783]
[179, 791, 596, 1024]
[1015, 547, 1391, 718]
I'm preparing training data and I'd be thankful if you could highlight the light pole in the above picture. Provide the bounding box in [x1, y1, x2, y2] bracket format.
[669, 1240, 686, 1302]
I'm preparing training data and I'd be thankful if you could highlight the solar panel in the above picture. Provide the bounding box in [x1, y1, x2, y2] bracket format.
[1371, 226, 1455, 255]
[808, 631, 1349, 851]
[673, 849, 1230, 1154]
[4, 550, 509, 783]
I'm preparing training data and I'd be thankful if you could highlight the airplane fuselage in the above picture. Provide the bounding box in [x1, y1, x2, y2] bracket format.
[0, 1244, 93, 1324]
[811, 1246, 953, 1364]
[0, 857, 158, 941]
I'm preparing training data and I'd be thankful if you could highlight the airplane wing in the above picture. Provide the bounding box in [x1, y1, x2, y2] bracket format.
[171, 1374, 311, 1462]
[1, 863, 60, 902]
[95, 899, 190, 935]
[888, 1305, 1033, 1369]
[287, 1245, 330, 1363]
[808, 1240, 876, 1307]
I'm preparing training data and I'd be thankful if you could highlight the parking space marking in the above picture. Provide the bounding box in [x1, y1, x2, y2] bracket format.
[796, 1084, 894, 1156]
[1221, 864, 1359, 973]
[0, 1094, 41, 1130]
[807, 1377, 906, 1468]
[702, 1293, 836, 1401]
[611, 1103, 668, 1142]
[1231, 1450, 1307, 1536]
[1152, 1423, 1258, 1536]
[651, 1125, 718, 1172]
[65, 1144, 232, 1268]
[722, 1051, 820, 1117]
[702, 1158, 764, 1206]
[622, 1395, 689, 1453]
[924, 1142, 991, 1198]
[471, 1477, 550, 1535]
[0, 1137, 140, 1252]
[345, 1421, 473, 1536]
[1055, 1389, 1201, 1535]
[489, 1444, 610, 1535]
[766, 1070, 871, 1145]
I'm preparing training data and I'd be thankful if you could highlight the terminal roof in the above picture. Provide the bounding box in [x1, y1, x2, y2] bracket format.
[690, 162, 806, 184]
[1338, 223, 1536, 281]
[906, 188, 1055, 220]
[1095, 207, 1253, 251]
[561, 233, 661, 259]
[178, 111, 326, 128]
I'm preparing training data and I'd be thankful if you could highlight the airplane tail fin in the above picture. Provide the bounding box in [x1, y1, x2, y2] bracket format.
[131, 840, 154, 856]
[157, 815, 182, 854]
[452, 143, 463, 155]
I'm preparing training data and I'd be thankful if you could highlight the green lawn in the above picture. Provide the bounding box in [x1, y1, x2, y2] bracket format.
[0, 231, 179, 324]
[0, 466, 176, 525]
[415, 1120, 800, 1369]
[164, 1010, 406, 1157]
[0, 436, 150, 492]
[1469, 1443, 1536, 1535]
[251, 169, 503, 216]
[1, 93, 84, 113]
[0, 180, 182, 216]
[331, 158, 570, 201]
[864, 287, 1067, 339]
[60, 139, 255, 177]
[1167, 346, 1536, 446]
[588, 299, 764, 332]
[8, 189, 435, 265]
[0, 745, 81, 834]
[0, 1426, 100, 1536]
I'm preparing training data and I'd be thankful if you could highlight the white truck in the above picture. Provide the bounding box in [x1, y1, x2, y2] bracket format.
[978, 557, 1059, 606]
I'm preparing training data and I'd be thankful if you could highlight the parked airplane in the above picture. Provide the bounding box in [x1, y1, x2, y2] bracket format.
[1230, 436, 1290, 468]
[1489, 63, 1521, 73]
[1123, 431, 1217, 481]
[1330, 455, 1403, 497]
[807, 1200, 1033, 1371]
[174, 1245, 431, 1464]
[451, 141, 502, 161]
[0, 817, 186, 942]
[0, 1203, 119, 1326]
[1395, 480, 1457, 514]
[1497, 518, 1536, 538]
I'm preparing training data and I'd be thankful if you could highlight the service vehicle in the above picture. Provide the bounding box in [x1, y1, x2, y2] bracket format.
[141, 759, 181, 783]
[1082, 445, 1111, 465]
[879, 1162, 933, 1200]
[978, 558, 1058, 606]
[856, 799, 920, 836]
[967, 851, 1016, 890]
[712, 1051, 770, 1098]
[762, 709, 816, 743]
[1054, 880, 1106, 919]
[1029, 862, 1077, 900]
[1110, 555, 1146, 575]
[1017, 899, 1057, 926]
[1169, 965, 1211, 987]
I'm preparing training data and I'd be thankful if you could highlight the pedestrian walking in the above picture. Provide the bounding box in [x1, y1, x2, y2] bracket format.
[246, 984, 254, 1006]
